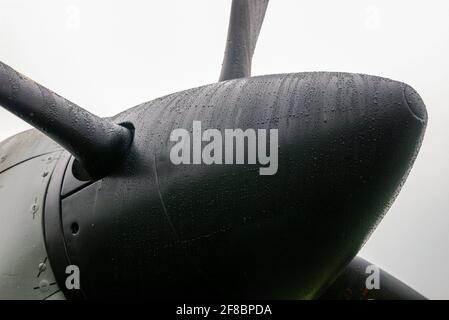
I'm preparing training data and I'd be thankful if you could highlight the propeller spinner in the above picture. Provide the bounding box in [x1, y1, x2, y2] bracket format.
[0, 0, 427, 299]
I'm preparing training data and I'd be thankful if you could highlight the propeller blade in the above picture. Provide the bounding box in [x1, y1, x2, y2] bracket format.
[219, 0, 269, 81]
[0, 61, 133, 179]
[320, 256, 427, 300]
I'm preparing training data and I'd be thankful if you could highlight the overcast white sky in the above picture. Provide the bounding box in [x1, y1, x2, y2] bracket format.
[1, 0, 448, 299]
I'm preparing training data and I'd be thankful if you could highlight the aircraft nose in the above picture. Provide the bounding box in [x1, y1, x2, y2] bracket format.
[266, 77, 428, 298]
[404, 84, 427, 121]
[56, 72, 428, 299]
[147, 74, 429, 299]
[177, 74, 429, 299]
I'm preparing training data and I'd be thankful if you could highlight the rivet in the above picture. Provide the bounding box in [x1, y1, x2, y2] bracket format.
[38, 262, 47, 273]
[30, 203, 39, 213]
[39, 280, 49, 292]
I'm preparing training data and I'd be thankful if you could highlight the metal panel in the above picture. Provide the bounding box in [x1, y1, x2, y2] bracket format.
[0, 151, 65, 299]
[0, 129, 62, 173]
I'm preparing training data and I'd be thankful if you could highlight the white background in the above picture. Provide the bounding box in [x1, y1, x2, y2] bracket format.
[0, 0, 448, 299]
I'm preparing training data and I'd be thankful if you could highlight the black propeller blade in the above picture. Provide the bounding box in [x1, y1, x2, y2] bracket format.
[320, 256, 427, 300]
[220, 0, 269, 81]
[0, 61, 133, 179]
